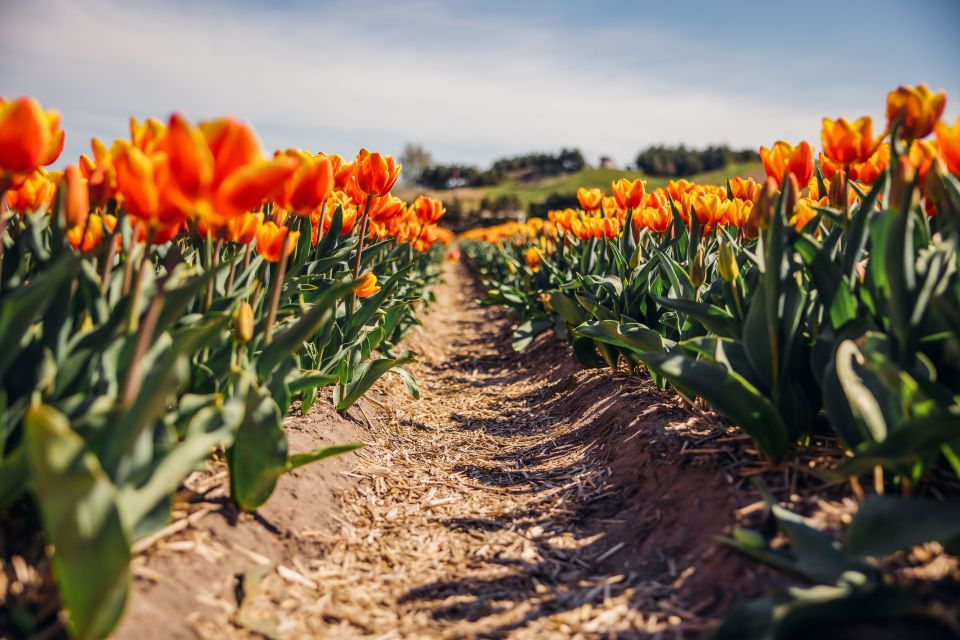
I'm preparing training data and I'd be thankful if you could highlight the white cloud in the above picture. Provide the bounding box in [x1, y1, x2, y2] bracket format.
[1, 0, 953, 168]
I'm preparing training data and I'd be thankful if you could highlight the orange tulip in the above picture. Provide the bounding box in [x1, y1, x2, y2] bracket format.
[323, 192, 359, 235]
[446, 248, 461, 262]
[412, 195, 445, 225]
[729, 177, 761, 203]
[5, 168, 59, 212]
[576, 187, 603, 211]
[639, 205, 671, 234]
[62, 164, 90, 228]
[370, 194, 407, 224]
[111, 140, 184, 229]
[0, 97, 64, 188]
[908, 139, 939, 184]
[353, 272, 381, 298]
[821, 117, 880, 164]
[525, 246, 541, 270]
[688, 193, 725, 232]
[80, 137, 119, 207]
[759, 140, 814, 186]
[273, 149, 334, 214]
[161, 114, 298, 227]
[935, 117, 960, 176]
[886, 84, 946, 140]
[818, 153, 844, 180]
[611, 178, 646, 210]
[129, 116, 167, 153]
[329, 154, 355, 190]
[227, 212, 262, 244]
[256, 221, 299, 262]
[790, 197, 825, 232]
[355, 149, 401, 197]
[849, 143, 890, 185]
[67, 213, 118, 252]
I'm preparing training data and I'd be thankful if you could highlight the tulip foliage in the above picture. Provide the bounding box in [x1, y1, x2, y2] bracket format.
[463, 85, 960, 634]
[0, 100, 450, 638]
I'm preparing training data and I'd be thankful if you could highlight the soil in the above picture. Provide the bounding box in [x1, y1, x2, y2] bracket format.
[110, 261, 790, 639]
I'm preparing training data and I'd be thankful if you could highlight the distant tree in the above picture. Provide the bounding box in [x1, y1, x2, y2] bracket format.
[634, 144, 758, 177]
[398, 143, 433, 185]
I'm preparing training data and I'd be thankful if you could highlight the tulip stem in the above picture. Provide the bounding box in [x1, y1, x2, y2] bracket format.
[347, 195, 373, 319]
[0, 196, 8, 300]
[263, 233, 291, 344]
[205, 237, 224, 311]
[225, 249, 238, 297]
[126, 229, 155, 334]
[100, 205, 122, 295]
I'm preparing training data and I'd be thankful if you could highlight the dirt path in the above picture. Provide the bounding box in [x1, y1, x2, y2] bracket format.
[121, 261, 764, 639]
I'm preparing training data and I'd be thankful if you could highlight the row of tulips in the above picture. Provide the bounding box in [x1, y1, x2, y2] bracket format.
[0, 97, 449, 639]
[462, 85, 960, 636]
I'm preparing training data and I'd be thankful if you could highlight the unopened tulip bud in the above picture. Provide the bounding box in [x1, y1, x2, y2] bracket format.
[748, 177, 779, 236]
[234, 302, 254, 344]
[63, 164, 89, 228]
[828, 169, 848, 209]
[923, 157, 948, 211]
[690, 245, 706, 288]
[890, 155, 918, 213]
[718, 240, 739, 283]
[784, 173, 800, 219]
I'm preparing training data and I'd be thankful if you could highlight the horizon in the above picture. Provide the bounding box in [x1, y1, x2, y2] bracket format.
[3, 0, 959, 170]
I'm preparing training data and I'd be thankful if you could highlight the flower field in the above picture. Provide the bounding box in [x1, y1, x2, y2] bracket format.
[0, 100, 451, 638]
[1, 83, 960, 639]
[461, 85, 960, 636]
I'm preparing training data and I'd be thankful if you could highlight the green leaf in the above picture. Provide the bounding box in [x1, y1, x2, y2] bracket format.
[654, 296, 741, 339]
[0, 253, 79, 378]
[228, 380, 287, 511]
[575, 319, 673, 354]
[639, 351, 790, 460]
[394, 367, 420, 400]
[119, 400, 242, 535]
[335, 351, 416, 411]
[846, 496, 960, 557]
[512, 317, 552, 353]
[256, 280, 354, 379]
[286, 442, 364, 471]
[25, 404, 129, 640]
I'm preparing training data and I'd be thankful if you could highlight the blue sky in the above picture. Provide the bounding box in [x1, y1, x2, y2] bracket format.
[2, 0, 958, 168]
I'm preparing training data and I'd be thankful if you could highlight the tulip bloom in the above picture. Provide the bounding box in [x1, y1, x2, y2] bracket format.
[67, 213, 117, 252]
[611, 178, 646, 211]
[886, 84, 946, 140]
[329, 154, 355, 190]
[4, 169, 59, 211]
[759, 140, 814, 186]
[576, 187, 603, 211]
[821, 117, 880, 164]
[273, 149, 334, 214]
[355, 149, 401, 197]
[848, 143, 890, 185]
[353, 272, 381, 298]
[729, 177, 761, 203]
[227, 212, 262, 244]
[161, 114, 298, 227]
[413, 195, 445, 225]
[935, 118, 960, 176]
[256, 221, 299, 262]
[908, 139, 939, 184]
[370, 194, 407, 224]
[0, 97, 65, 188]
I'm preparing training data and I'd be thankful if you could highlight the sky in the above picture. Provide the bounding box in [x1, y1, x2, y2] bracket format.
[2, 0, 959, 169]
